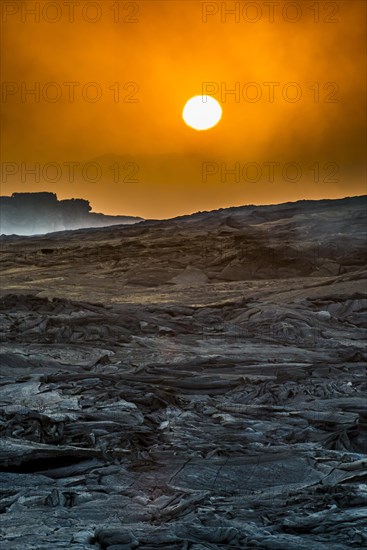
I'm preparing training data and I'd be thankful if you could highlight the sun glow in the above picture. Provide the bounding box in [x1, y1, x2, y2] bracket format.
[182, 95, 222, 131]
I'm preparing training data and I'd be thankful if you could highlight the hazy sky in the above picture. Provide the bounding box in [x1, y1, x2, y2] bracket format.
[1, 0, 366, 218]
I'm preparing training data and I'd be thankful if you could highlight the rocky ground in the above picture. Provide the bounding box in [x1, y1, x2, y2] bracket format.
[0, 196, 366, 549]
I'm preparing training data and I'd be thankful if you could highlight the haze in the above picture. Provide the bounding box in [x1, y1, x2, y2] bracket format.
[1, 0, 366, 218]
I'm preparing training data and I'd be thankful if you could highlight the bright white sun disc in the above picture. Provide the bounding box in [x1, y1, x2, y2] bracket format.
[182, 95, 222, 131]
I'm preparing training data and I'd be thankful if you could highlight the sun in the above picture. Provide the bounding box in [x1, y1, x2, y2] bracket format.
[182, 95, 222, 131]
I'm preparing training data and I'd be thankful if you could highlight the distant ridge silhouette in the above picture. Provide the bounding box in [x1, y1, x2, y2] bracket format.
[0, 192, 143, 235]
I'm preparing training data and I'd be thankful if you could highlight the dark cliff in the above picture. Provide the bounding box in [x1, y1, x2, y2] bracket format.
[0, 192, 143, 235]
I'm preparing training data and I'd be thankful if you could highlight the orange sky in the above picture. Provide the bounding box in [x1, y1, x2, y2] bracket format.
[1, 0, 366, 218]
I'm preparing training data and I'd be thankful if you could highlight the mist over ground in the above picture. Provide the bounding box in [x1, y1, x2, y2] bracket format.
[0, 192, 143, 235]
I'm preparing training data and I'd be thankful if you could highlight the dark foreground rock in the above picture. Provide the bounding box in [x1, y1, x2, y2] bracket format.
[0, 196, 366, 548]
